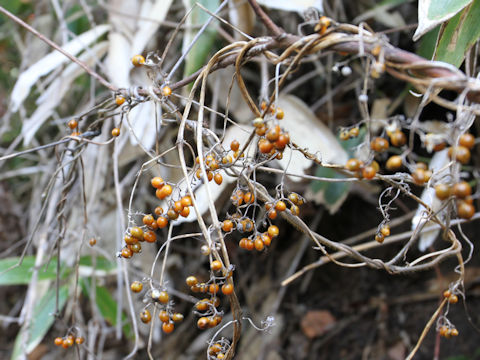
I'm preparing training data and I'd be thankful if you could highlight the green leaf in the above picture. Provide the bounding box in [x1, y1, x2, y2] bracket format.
[0, 256, 60, 285]
[414, 0, 473, 41]
[11, 285, 69, 359]
[416, 25, 440, 60]
[183, 0, 219, 78]
[79, 255, 116, 273]
[434, 1, 480, 67]
[81, 279, 132, 338]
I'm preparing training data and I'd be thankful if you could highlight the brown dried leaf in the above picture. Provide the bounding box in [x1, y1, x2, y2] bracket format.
[300, 310, 336, 339]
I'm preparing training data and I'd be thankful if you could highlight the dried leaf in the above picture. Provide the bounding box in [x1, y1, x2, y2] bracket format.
[257, 0, 323, 13]
[276, 94, 348, 180]
[10, 24, 110, 112]
[300, 310, 336, 339]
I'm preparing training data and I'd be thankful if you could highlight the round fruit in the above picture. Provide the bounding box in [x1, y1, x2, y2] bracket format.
[370, 137, 389, 152]
[68, 119, 78, 129]
[211, 260, 222, 271]
[159, 310, 170, 323]
[186, 276, 198, 287]
[156, 216, 168, 228]
[75, 337, 85, 345]
[162, 86, 172, 97]
[362, 165, 376, 179]
[380, 225, 390, 237]
[158, 291, 169, 304]
[411, 168, 427, 185]
[230, 140, 240, 151]
[386, 155, 402, 171]
[172, 313, 184, 322]
[89, 238, 97, 246]
[375, 233, 385, 243]
[197, 317, 209, 329]
[151, 176, 164, 189]
[181, 195, 192, 207]
[389, 130, 407, 147]
[221, 219, 234, 232]
[111, 128, 120, 137]
[54, 337, 63, 346]
[275, 201, 287, 212]
[130, 281, 143, 293]
[143, 230, 156, 243]
[130, 227, 143, 239]
[162, 322, 174, 333]
[143, 214, 155, 226]
[267, 225, 279, 238]
[345, 158, 362, 172]
[435, 184, 451, 200]
[221, 283, 234, 295]
[131, 54, 145, 67]
[459, 133, 475, 149]
[115, 95, 125, 106]
[452, 181, 472, 198]
[258, 139, 274, 154]
[140, 309, 151, 323]
[214, 173, 223, 185]
[121, 247, 133, 258]
[457, 201, 475, 219]
[448, 146, 471, 164]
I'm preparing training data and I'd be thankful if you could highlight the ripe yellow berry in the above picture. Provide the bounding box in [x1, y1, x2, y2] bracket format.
[115, 95, 126, 106]
[131, 54, 145, 67]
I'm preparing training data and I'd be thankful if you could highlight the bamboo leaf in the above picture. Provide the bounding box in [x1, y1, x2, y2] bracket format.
[434, 1, 480, 67]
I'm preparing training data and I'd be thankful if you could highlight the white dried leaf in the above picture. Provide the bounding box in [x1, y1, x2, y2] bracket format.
[257, 0, 323, 13]
[276, 94, 348, 181]
[21, 42, 109, 145]
[127, 101, 158, 149]
[106, 32, 131, 88]
[132, 0, 174, 55]
[413, 149, 450, 251]
[10, 24, 110, 112]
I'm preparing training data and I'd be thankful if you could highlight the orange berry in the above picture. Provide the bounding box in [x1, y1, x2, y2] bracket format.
[181, 195, 192, 207]
[243, 192, 254, 204]
[275, 200, 287, 212]
[162, 86, 172, 97]
[389, 130, 406, 147]
[151, 176, 164, 189]
[452, 181, 472, 198]
[131, 54, 145, 67]
[159, 310, 170, 323]
[121, 247, 133, 258]
[140, 309, 151, 323]
[221, 283, 234, 295]
[158, 291, 169, 304]
[276, 108, 284, 119]
[115, 95, 125, 106]
[448, 294, 458, 304]
[290, 204, 300, 216]
[386, 155, 402, 171]
[380, 225, 390, 237]
[214, 173, 223, 185]
[130, 227, 143, 239]
[345, 158, 362, 172]
[457, 201, 475, 219]
[267, 225, 279, 238]
[124, 235, 138, 245]
[443, 290, 452, 298]
[375, 233, 385, 243]
[180, 206, 190, 217]
[186, 276, 198, 287]
[267, 209, 277, 220]
[89, 238, 97, 246]
[75, 337, 84, 345]
[370, 137, 389, 152]
[54, 337, 63, 346]
[156, 184, 172, 199]
[266, 126, 281, 142]
[230, 140, 240, 152]
[143, 214, 155, 226]
[221, 219, 234, 232]
[261, 233, 272, 246]
[258, 139, 274, 154]
[211, 260, 222, 271]
[130, 281, 143, 293]
[435, 184, 451, 200]
[208, 283, 220, 294]
[362, 165, 377, 179]
[254, 237, 264, 251]
[197, 317, 209, 329]
[156, 216, 168, 228]
[245, 239, 255, 251]
[167, 208, 178, 220]
[64, 337, 74, 347]
[162, 322, 174, 333]
[274, 133, 290, 150]
[450, 328, 459, 336]
[448, 146, 471, 164]
[143, 230, 156, 243]
[459, 133, 475, 149]
[111, 127, 120, 137]
[67, 119, 78, 129]
[172, 313, 184, 322]
[411, 168, 427, 185]
[129, 243, 141, 253]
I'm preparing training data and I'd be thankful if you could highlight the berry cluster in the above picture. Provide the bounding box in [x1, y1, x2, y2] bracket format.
[132, 282, 184, 334]
[54, 334, 85, 349]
